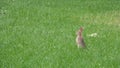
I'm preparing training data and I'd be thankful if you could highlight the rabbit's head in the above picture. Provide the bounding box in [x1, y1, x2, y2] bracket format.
[76, 27, 83, 36]
[79, 27, 83, 32]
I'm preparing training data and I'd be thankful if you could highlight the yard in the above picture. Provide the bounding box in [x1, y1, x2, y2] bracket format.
[0, 0, 120, 68]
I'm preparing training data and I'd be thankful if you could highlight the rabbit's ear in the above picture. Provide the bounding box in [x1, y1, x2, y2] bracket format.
[80, 27, 84, 31]
[80, 27, 82, 29]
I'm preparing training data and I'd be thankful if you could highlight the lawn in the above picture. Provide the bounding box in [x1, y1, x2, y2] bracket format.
[0, 0, 120, 68]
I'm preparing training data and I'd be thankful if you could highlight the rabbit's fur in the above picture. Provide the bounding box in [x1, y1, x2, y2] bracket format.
[76, 27, 86, 48]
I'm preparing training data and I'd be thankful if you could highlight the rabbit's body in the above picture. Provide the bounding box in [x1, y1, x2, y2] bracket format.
[76, 35, 85, 48]
[76, 27, 86, 48]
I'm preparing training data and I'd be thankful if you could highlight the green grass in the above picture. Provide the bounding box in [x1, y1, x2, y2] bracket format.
[0, 0, 120, 68]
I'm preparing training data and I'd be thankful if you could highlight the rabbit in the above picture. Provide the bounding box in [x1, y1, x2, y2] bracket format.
[76, 27, 86, 48]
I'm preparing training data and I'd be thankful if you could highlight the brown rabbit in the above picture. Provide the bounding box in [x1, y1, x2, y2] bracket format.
[76, 27, 86, 48]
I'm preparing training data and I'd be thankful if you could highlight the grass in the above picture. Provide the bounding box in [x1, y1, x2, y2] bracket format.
[0, 0, 120, 68]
